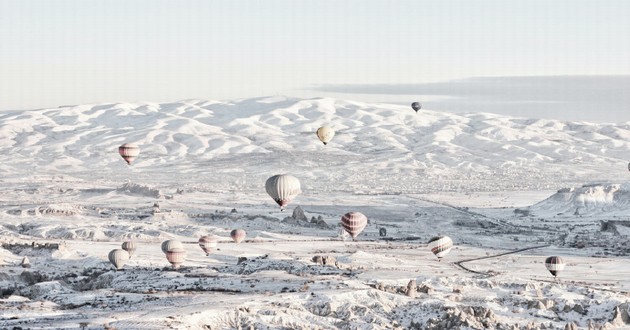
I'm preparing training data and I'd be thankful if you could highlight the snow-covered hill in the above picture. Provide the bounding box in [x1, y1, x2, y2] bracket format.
[531, 183, 630, 215]
[2, 96, 630, 192]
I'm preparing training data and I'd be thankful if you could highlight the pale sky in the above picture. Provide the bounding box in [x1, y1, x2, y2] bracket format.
[1, 0, 629, 121]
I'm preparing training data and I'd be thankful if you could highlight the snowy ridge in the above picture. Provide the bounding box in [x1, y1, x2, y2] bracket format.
[530, 183, 630, 215]
[1, 96, 630, 192]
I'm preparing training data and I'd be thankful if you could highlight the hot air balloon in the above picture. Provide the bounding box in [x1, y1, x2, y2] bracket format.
[108, 249, 130, 270]
[198, 235, 218, 255]
[265, 174, 302, 211]
[627, 162, 630, 171]
[411, 102, 422, 112]
[119, 143, 140, 165]
[316, 126, 335, 145]
[161, 239, 184, 254]
[121, 241, 136, 258]
[230, 229, 246, 244]
[341, 212, 368, 240]
[166, 249, 186, 269]
[427, 235, 453, 260]
[545, 256, 565, 277]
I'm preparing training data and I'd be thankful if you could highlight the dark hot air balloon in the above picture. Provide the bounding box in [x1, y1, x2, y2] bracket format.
[545, 256, 565, 277]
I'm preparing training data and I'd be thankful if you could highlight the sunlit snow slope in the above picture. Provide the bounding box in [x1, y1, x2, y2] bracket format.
[1, 96, 629, 192]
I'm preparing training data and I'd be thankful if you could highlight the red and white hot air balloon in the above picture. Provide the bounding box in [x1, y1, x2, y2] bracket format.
[341, 212, 368, 240]
[427, 235, 453, 260]
[198, 235, 218, 256]
[230, 229, 246, 244]
[119, 143, 140, 165]
[166, 249, 186, 269]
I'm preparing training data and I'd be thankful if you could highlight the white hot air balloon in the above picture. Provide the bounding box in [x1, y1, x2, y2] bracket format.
[427, 235, 453, 260]
[198, 235, 218, 255]
[316, 126, 335, 145]
[108, 249, 130, 270]
[161, 240, 184, 254]
[340, 212, 368, 240]
[166, 249, 187, 269]
[119, 143, 140, 165]
[265, 174, 302, 211]
[230, 229, 246, 244]
[121, 241, 136, 258]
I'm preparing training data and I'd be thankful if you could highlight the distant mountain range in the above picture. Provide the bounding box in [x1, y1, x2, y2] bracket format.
[1, 96, 629, 192]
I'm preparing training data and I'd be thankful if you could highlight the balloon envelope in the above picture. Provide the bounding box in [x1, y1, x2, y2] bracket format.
[545, 256, 566, 277]
[166, 249, 186, 269]
[316, 126, 335, 145]
[230, 229, 246, 244]
[108, 249, 130, 270]
[411, 102, 422, 112]
[119, 143, 140, 165]
[265, 174, 302, 210]
[427, 236, 453, 259]
[121, 241, 136, 258]
[198, 235, 218, 255]
[341, 212, 368, 239]
[161, 240, 184, 254]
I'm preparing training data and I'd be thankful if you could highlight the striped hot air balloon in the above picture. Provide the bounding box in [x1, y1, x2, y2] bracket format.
[265, 174, 302, 211]
[316, 126, 335, 145]
[119, 143, 140, 165]
[341, 212, 368, 240]
[166, 249, 186, 269]
[198, 235, 218, 255]
[161, 240, 184, 254]
[230, 229, 246, 244]
[545, 256, 566, 277]
[108, 249, 130, 270]
[427, 235, 453, 260]
[121, 241, 136, 258]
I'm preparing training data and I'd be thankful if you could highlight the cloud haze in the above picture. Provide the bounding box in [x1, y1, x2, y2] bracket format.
[313, 75, 630, 123]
